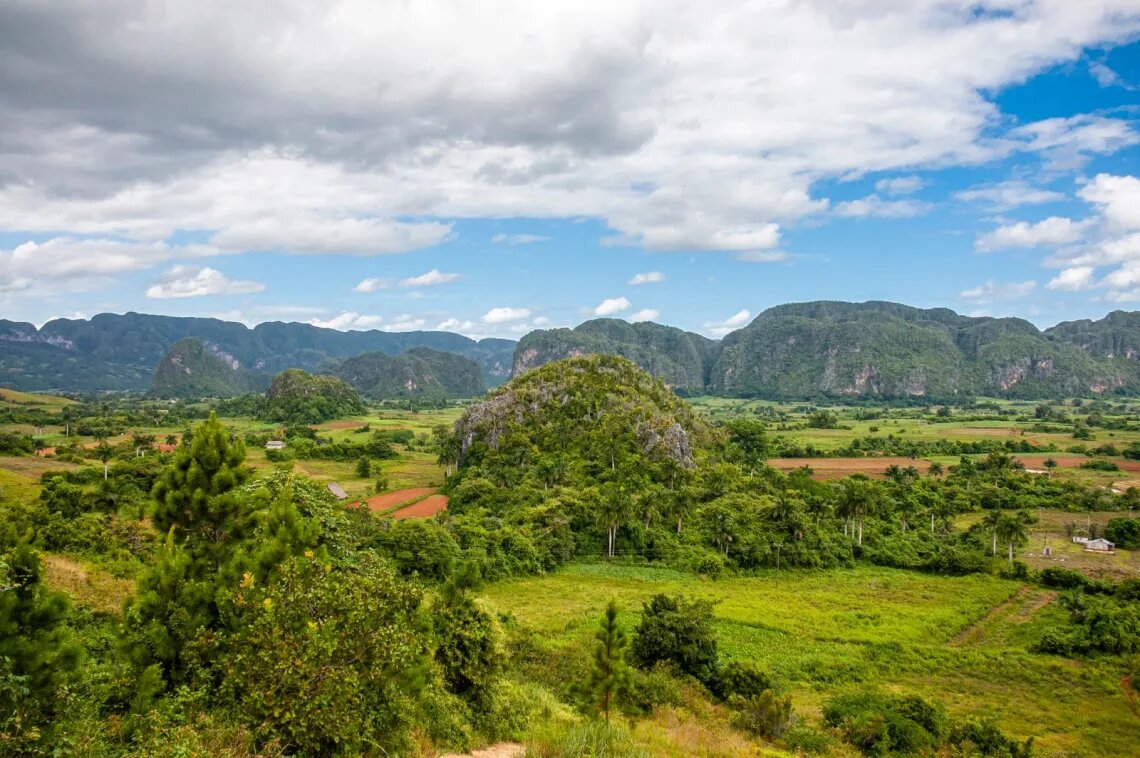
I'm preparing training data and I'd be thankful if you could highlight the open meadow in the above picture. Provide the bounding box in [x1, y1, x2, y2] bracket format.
[483, 563, 1139, 757]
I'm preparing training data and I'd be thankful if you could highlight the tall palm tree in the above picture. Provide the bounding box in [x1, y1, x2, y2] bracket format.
[997, 513, 1029, 568]
[982, 510, 1002, 556]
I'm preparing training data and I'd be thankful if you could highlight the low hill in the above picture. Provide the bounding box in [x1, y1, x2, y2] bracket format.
[262, 369, 366, 424]
[331, 347, 485, 399]
[150, 338, 267, 398]
[512, 319, 718, 391]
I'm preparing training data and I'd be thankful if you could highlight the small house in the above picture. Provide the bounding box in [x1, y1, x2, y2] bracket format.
[1084, 538, 1115, 554]
[1071, 536, 1089, 545]
[327, 483, 348, 500]
[265, 440, 286, 451]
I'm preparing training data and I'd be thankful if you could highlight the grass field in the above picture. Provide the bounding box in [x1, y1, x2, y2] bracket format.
[0, 387, 76, 408]
[482, 564, 1139, 757]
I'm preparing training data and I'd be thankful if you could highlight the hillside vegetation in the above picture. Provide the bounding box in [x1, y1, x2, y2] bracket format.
[150, 338, 267, 398]
[332, 347, 485, 399]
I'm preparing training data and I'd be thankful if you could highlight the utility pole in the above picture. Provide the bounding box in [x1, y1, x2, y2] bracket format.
[772, 542, 783, 584]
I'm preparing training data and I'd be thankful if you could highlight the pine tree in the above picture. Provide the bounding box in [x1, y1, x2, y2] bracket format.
[585, 600, 632, 723]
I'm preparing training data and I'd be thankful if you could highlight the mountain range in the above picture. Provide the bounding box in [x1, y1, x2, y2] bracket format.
[6, 303, 1140, 399]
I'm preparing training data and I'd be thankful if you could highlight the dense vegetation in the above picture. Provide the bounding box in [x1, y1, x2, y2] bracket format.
[2, 356, 1139, 756]
[331, 347, 485, 399]
[149, 338, 267, 398]
[0, 313, 515, 392]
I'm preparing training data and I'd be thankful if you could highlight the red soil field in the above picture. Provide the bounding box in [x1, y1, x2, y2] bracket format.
[34, 447, 56, 457]
[391, 494, 449, 519]
[1013, 455, 1140, 472]
[360, 487, 437, 512]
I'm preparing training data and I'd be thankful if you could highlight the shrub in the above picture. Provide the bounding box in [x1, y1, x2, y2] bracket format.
[1039, 566, 1087, 590]
[729, 689, 793, 739]
[630, 594, 719, 684]
[823, 691, 947, 755]
[708, 660, 773, 701]
[783, 724, 833, 754]
[1105, 518, 1140, 549]
[627, 663, 684, 713]
[1080, 459, 1119, 471]
[950, 718, 1033, 757]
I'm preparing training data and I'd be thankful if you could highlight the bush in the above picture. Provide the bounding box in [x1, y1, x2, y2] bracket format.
[950, 718, 1033, 757]
[823, 691, 947, 755]
[1039, 566, 1088, 590]
[729, 689, 793, 739]
[627, 663, 684, 713]
[1105, 518, 1140, 549]
[630, 594, 719, 684]
[708, 660, 773, 701]
[1080, 459, 1119, 471]
[783, 724, 833, 754]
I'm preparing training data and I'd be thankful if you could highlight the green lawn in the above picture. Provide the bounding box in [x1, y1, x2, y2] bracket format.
[482, 564, 1139, 757]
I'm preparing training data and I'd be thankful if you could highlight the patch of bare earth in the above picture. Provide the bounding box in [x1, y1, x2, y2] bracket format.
[392, 494, 449, 519]
[438, 743, 524, 758]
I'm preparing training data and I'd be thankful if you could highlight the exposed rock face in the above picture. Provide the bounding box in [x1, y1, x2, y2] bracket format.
[150, 338, 264, 398]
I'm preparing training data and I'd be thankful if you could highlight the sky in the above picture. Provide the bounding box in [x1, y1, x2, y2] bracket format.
[1, 1, 1140, 341]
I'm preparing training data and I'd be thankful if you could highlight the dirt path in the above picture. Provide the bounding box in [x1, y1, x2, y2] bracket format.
[949, 586, 1029, 647]
[1122, 674, 1140, 719]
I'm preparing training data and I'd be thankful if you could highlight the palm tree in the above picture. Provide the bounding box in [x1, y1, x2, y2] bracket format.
[1043, 458, 1057, 478]
[927, 461, 944, 478]
[982, 510, 1002, 556]
[997, 513, 1029, 568]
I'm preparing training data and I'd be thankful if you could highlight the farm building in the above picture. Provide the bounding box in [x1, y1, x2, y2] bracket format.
[265, 440, 286, 450]
[327, 483, 348, 500]
[1071, 536, 1089, 545]
[1084, 538, 1115, 553]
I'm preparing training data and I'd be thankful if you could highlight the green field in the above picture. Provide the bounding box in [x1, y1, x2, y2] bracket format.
[483, 563, 1139, 757]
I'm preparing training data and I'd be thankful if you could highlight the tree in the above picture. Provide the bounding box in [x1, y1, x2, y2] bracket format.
[583, 600, 632, 723]
[630, 594, 719, 684]
[1043, 458, 1057, 477]
[982, 510, 1002, 557]
[433, 564, 502, 709]
[997, 513, 1029, 568]
[0, 544, 81, 748]
[927, 461, 944, 478]
[356, 456, 372, 478]
[95, 440, 114, 481]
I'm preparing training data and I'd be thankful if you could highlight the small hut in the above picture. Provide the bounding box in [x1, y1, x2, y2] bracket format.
[327, 482, 348, 501]
[1084, 538, 1115, 554]
[265, 440, 286, 451]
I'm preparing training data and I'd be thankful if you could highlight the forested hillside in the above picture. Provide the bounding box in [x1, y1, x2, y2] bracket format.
[0, 313, 515, 392]
[331, 347, 485, 399]
[150, 338, 268, 398]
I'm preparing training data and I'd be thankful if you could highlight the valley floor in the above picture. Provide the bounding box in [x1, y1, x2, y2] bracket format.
[481, 564, 1139, 757]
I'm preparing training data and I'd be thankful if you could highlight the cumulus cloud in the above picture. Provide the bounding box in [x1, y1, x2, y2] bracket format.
[383, 314, 427, 331]
[491, 233, 549, 245]
[875, 176, 924, 195]
[628, 271, 664, 285]
[399, 269, 460, 287]
[975, 217, 1090, 251]
[958, 279, 1036, 303]
[833, 195, 931, 219]
[629, 308, 659, 322]
[593, 296, 631, 316]
[352, 277, 391, 293]
[0, 0, 1139, 315]
[308, 312, 385, 330]
[1078, 174, 1140, 231]
[1046, 267, 1096, 292]
[145, 265, 265, 299]
[482, 306, 532, 324]
[954, 180, 1066, 211]
[703, 309, 751, 336]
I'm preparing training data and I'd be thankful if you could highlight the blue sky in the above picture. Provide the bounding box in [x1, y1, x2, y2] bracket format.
[1, 2, 1139, 339]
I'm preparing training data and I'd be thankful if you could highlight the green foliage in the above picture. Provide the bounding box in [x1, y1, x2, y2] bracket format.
[222, 554, 430, 755]
[0, 544, 82, 750]
[335, 347, 485, 399]
[708, 660, 774, 701]
[355, 455, 371, 478]
[433, 569, 503, 709]
[823, 690, 948, 756]
[1079, 458, 1119, 471]
[150, 338, 263, 399]
[629, 594, 719, 684]
[1105, 517, 1140, 549]
[581, 600, 632, 722]
[729, 689, 793, 739]
[261, 369, 365, 424]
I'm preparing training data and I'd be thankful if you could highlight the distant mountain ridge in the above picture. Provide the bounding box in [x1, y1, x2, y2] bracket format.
[329, 348, 485, 399]
[6, 303, 1140, 399]
[0, 312, 515, 392]
[151, 338, 268, 398]
[516, 302, 1140, 399]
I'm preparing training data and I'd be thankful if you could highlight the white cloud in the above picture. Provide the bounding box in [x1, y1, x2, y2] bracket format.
[491, 233, 550, 245]
[1046, 267, 1096, 292]
[875, 176, 923, 195]
[975, 216, 1090, 251]
[399, 269, 461, 287]
[958, 279, 1036, 303]
[352, 277, 391, 293]
[383, 314, 427, 331]
[593, 296, 632, 316]
[833, 195, 931, 219]
[482, 306, 532, 324]
[736, 250, 790, 263]
[703, 309, 751, 336]
[1078, 174, 1140, 231]
[628, 271, 664, 285]
[629, 308, 660, 322]
[145, 265, 264, 299]
[436, 317, 476, 332]
[954, 180, 1066, 212]
[308, 312, 385, 330]
[0, 0, 1138, 309]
